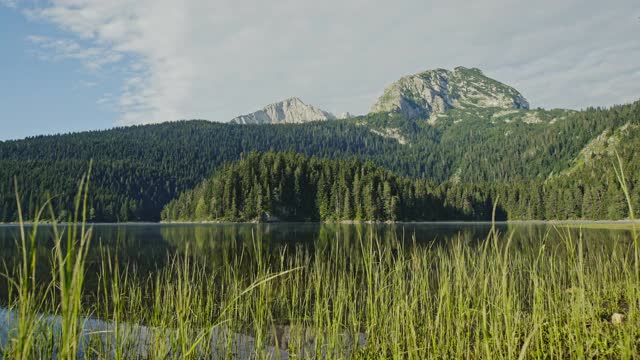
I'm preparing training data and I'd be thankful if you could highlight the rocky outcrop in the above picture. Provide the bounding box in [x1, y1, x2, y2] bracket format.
[231, 97, 336, 124]
[337, 112, 354, 119]
[370, 67, 529, 120]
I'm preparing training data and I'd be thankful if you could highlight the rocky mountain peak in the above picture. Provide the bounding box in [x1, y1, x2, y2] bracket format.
[231, 97, 336, 124]
[370, 66, 529, 120]
[337, 112, 354, 119]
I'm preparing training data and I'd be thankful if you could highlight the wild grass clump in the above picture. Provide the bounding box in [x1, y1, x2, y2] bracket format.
[1, 161, 639, 359]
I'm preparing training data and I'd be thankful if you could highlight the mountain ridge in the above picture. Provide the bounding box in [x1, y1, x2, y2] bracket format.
[228, 66, 531, 125]
[370, 66, 529, 120]
[1, 63, 639, 222]
[230, 97, 336, 124]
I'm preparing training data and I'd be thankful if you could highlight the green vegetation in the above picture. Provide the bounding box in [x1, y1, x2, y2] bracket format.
[1, 100, 639, 222]
[3, 67, 640, 358]
[2, 175, 640, 358]
[161, 151, 467, 222]
[561, 222, 640, 230]
[0, 121, 407, 222]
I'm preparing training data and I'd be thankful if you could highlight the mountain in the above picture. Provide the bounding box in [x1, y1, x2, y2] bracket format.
[1, 66, 638, 222]
[230, 97, 336, 124]
[337, 112, 354, 119]
[370, 67, 529, 120]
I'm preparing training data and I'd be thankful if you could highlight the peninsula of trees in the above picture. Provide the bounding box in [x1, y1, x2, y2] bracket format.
[161, 151, 461, 222]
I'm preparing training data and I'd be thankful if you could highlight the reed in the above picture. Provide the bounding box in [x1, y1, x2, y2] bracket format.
[1, 165, 638, 359]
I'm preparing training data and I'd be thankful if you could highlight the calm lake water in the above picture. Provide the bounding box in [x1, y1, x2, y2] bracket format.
[0, 222, 635, 304]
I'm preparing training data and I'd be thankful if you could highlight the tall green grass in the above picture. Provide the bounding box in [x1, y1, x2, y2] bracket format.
[1, 163, 639, 359]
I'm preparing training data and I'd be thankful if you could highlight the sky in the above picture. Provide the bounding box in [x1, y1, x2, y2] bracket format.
[0, 0, 639, 141]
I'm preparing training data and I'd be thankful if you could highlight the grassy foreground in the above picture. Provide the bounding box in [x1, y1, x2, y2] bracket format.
[1, 170, 640, 358]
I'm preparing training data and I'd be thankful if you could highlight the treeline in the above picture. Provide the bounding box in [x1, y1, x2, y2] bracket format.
[0, 121, 406, 222]
[161, 144, 636, 223]
[432, 122, 640, 221]
[161, 151, 477, 222]
[425, 101, 640, 182]
[435, 177, 637, 221]
[1, 100, 639, 222]
[0, 160, 175, 222]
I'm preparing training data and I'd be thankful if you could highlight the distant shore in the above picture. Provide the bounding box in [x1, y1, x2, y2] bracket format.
[160, 219, 640, 225]
[2, 219, 639, 228]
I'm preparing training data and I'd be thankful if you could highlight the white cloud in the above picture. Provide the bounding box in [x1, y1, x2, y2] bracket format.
[20, 0, 640, 125]
[27, 35, 122, 70]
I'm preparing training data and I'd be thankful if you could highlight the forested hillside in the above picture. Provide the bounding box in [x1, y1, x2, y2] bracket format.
[1, 100, 638, 222]
[355, 101, 640, 182]
[161, 151, 468, 222]
[0, 121, 405, 221]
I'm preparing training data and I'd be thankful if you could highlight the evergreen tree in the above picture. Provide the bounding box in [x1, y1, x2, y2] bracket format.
[195, 197, 208, 221]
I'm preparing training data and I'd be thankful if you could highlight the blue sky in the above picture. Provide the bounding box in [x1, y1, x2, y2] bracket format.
[1, 0, 639, 141]
[0, 7, 117, 140]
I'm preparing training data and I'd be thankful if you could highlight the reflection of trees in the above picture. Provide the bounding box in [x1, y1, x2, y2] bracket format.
[504, 224, 635, 259]
[2, 223, 636, 306]
[162, 225, 242, 270]
[0, 224, 177, 305]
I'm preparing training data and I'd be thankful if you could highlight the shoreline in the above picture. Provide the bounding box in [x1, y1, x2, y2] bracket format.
[2, 219, 639, 226]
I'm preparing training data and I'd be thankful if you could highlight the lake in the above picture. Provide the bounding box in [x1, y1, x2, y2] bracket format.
[0, 222, 635, 305]
[1, 222, 639, 358]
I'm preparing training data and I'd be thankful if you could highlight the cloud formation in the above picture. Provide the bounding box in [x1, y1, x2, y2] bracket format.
[18, 0, 640, 124]
[27, 35, 122, 70]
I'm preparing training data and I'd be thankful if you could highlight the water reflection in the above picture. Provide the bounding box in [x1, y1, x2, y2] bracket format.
[0, 222, 635, 304]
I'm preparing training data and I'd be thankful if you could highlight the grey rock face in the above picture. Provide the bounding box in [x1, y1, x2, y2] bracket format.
[370, 67, 529, 120]
[337, 112, 354, 119]
[231, 97, 336, 124]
